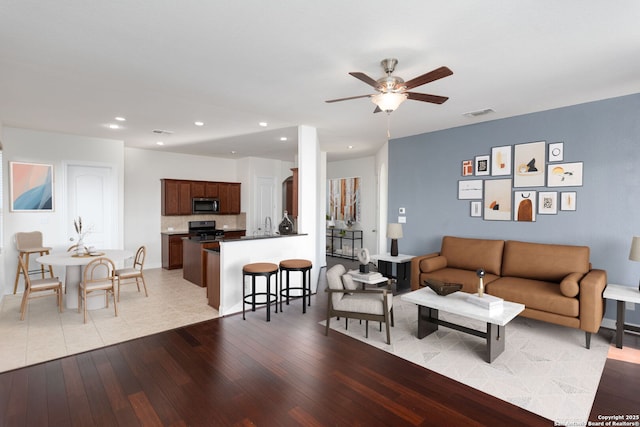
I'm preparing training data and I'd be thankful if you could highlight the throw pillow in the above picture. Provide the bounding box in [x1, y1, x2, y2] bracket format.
[342, 274, 359, 291]
[559, 272, 583, 297]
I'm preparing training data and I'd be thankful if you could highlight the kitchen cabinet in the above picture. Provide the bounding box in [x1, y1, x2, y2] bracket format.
[161, 179, 192, 215]
[161, 233, 189, 269]
[183, 238, 220, 287]
[161, 179, 238, 215]
[219, 182, 241, 214]
[191, 181, 219, 198]
[206, 249, 220, 309]
[222, 230, 246, 240]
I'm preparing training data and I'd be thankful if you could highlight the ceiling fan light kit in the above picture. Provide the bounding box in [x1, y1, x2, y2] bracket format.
[326, 58, 453, 114]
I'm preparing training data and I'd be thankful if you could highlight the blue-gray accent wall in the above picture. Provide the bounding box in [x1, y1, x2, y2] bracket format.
[389, 92, 640, 324]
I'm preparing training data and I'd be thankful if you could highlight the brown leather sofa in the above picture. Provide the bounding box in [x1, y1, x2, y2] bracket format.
[410, 236, 607, 348]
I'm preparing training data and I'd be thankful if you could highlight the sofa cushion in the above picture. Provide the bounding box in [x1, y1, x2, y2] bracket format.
[501, 240, 590, 282]
[421, 268, 499, 294]
[487, 277, 579, 317]
[560, 272, 584, 297]
[440, 236, 504, 276]
[419, 255, 447, 273]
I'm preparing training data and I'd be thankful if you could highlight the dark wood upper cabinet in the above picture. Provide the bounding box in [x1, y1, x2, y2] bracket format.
[162, 179, 192, 215]
[283, 168, 298, 218]
[218, 182, 241, 214]
[162, 179, 238, 215]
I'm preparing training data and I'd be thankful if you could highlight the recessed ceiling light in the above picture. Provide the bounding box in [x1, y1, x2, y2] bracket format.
[156, 141, 164, 146]
[194, 121, 204, 126]
[231, 150, 237, 154]
[348, 145, 353, 149]
[108, 123, 120, 129]
[280, 137, 287, 141]
[259, 122, 268, 127]
[114, 116, 126, 122]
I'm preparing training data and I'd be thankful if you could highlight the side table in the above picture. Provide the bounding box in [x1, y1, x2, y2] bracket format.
[347, 270, 389, 289]
[603, 283, 640, 349]
[371, 253, 414, 293]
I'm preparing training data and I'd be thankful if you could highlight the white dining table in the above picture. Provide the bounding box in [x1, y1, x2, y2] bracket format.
[37, 249, 133, 310]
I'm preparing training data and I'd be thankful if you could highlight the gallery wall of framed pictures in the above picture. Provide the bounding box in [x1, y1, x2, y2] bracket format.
[458, 140, 583, 222]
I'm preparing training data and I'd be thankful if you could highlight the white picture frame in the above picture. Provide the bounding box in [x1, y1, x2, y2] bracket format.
[475, 155, 490, 176]
[547, 162, 583, 187]
[491, 145, 512, 176]
[538, 191, 558, 215]
[561, 192, 577, 211]
[458, 180, 483, 200]
[514, 191, 536, 222]
[548, 142, 564, 162]
[513, 141, 546, 187]
[470, 201, 482, 217]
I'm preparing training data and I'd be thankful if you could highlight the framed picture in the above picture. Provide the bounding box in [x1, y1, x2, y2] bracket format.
[538, 191, 558, 215]
[470, 201, 482, 217]
[458, 180, 483, 199]
[547, 162, 583, 187]
[475, 155, 490, 176]
[548, 142, 564, 162]
[560, 192, 577, 211]
[10, 162, 54, 212]
[491, 145, 512, 176]
[514, 191, 536, 222]
[513, 141, 546, 187]
[484, 179, 512, 221]
[462, 160, 473, 176]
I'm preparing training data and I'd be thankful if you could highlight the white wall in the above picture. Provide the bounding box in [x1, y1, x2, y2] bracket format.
[124, 147, 238, 269]
[327, 156, 378, 254]
[2, 127, 125, 294]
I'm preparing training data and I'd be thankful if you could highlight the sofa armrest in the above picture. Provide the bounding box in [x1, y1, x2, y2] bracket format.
[410, 252, 440, 290]
[579, 269, 607, 333]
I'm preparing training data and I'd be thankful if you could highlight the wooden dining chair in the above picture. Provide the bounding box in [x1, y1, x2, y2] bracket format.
[115, 246, 148, 301]
[13, 231, 54, 294]
[17, 255, 63, 320]
[78, 257, 118, 323]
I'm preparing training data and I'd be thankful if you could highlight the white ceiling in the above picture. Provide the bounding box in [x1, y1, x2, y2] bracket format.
[1, 1, 639, 162]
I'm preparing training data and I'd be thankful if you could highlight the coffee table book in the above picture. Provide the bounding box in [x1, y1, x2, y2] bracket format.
[467, 293, 504, 314]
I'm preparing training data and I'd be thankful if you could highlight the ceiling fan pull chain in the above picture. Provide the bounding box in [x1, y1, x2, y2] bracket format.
[387, 114, 391, 139]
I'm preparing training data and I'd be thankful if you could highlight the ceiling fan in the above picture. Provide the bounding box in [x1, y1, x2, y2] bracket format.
[326, 58, 453, 113]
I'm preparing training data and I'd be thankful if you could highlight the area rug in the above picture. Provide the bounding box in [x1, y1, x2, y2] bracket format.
[325, 295, 609, 425]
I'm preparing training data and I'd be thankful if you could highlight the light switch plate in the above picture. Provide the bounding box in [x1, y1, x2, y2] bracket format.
[398, 216, 407, 224]
[399, 207, 406, 215]
[627, 301, 636, 311]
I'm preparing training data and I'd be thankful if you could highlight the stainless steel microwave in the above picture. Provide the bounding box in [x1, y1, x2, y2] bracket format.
[192, 198, 219, 214]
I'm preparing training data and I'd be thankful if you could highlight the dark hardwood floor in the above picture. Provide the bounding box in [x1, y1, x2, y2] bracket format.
[1, 264, 638, 426]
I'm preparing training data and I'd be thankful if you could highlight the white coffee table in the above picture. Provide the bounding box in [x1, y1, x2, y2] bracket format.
[401, 287, 525, 363]
[603, 283, 640, 349]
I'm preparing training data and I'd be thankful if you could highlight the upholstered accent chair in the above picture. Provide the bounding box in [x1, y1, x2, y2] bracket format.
[325, 264, 394, 344]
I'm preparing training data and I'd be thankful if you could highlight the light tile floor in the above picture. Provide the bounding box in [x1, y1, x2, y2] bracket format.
[0, 268, 219, 373]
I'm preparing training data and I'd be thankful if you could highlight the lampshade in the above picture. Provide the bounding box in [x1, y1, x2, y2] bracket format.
[371, 92, 408, 113]
[629, 236, 640, 262]
[387, 223, 403, 239]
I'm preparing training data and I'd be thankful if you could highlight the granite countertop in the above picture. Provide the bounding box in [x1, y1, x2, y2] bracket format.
[161, 228, 246, 236]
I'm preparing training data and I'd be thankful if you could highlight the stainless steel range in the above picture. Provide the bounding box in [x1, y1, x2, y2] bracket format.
[188, 220, 224, 241]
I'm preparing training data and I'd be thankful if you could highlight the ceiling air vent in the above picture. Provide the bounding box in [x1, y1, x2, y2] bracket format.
[152, 129, 174, 135]
[463, 108, 495, 118]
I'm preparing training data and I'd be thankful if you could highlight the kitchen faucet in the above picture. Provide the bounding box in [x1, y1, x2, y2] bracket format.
[264, 216, 272, 235]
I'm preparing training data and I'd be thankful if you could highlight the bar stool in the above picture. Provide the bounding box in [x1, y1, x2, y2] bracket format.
[242, 262, 279, 321]
[13, 231, 54, 294]
[279, 259, 312, 313]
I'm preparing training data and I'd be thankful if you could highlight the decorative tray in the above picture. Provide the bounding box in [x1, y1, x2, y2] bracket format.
[424, 279, 463, 296]
[71, 252, 105, 258]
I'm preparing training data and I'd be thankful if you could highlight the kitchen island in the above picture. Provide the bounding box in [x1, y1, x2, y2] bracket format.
[182, 229, 246, 287]
[209, 233, 317, 317]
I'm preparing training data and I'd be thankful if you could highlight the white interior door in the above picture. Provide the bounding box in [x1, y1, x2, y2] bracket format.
[66, 165, 115, 249]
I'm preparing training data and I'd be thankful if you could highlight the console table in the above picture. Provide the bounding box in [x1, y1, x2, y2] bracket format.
[326, 228, 362, 260]
[603, 283, 640, 349]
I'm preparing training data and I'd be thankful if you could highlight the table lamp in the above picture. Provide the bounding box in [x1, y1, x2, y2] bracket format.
[629, 236, 640, 291]
[387, 223, 403, 257]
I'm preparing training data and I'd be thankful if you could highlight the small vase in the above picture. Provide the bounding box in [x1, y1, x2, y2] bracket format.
[278, 211, 294, 235]
[76, 237, 85, 255]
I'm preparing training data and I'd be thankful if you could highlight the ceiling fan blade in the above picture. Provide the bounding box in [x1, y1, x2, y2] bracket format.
[404, 66, 453, 90]
[406, 92, 449, 104]
[325, 94, 373, 103]
[349, 72, 379, 88]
